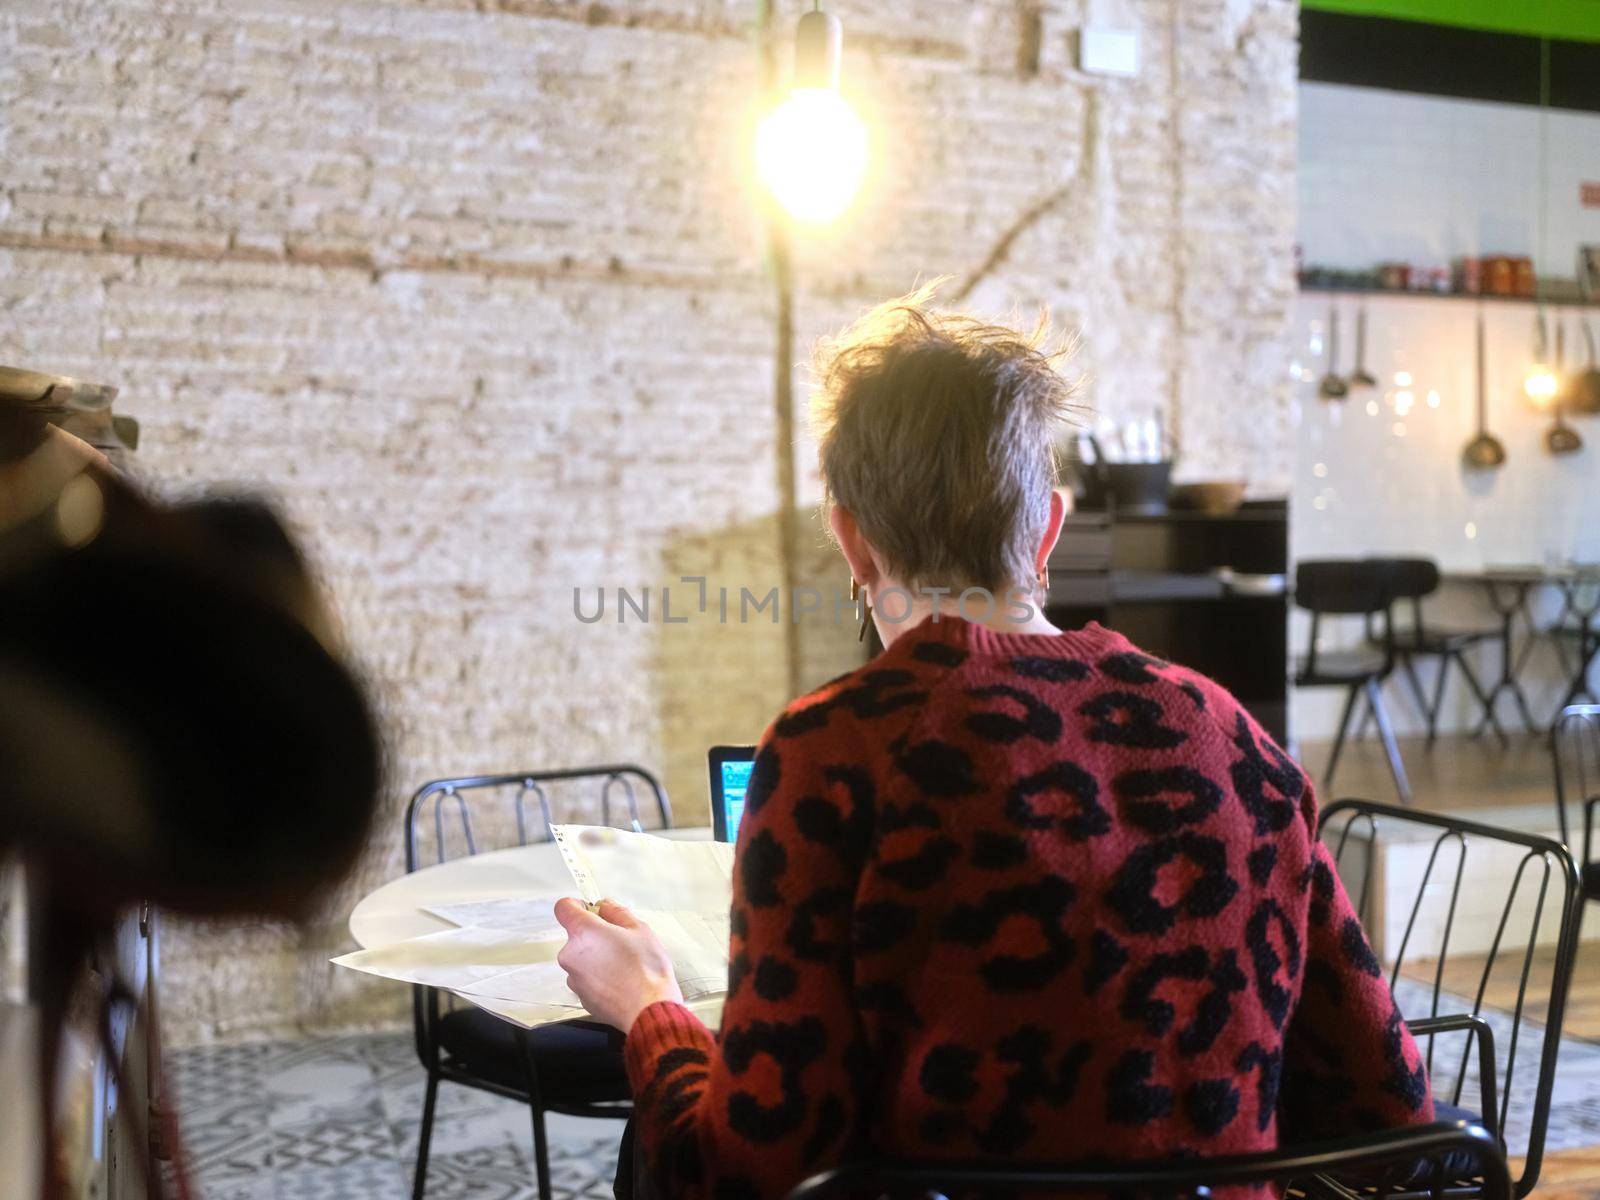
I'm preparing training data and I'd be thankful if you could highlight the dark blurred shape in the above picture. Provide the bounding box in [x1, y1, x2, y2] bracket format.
[0, 367, 381, 1198]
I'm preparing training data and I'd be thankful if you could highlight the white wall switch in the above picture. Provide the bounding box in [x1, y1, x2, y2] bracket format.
[1079, 27, 1139, 77]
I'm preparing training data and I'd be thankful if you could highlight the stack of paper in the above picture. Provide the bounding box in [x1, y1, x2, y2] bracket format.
[334, 827, 736, 1026]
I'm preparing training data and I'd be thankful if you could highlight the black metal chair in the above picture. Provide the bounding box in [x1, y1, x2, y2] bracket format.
[405, 765, 673, 1200]
[1296, 559, 1411, 802]
[784, 1121, 1509, 1200]
[1372, 558, 1500, 747]
[1320, 799, 1584, 1198]
[1553, 704, 1600, 903]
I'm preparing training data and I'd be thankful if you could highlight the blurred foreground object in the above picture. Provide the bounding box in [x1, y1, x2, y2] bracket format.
[0, 368, 381, 1198]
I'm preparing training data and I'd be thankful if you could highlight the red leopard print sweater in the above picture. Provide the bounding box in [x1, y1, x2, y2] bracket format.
[623, 617, 1433, 1199]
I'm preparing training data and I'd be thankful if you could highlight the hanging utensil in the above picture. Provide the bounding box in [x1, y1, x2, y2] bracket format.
[1318, 306, 1349, 401]
[1547, 318, 1583, 455]
[1463, 312, 1507, 469]
[1572, 320, 1600, 415]
[1348, 304, 1378, 389]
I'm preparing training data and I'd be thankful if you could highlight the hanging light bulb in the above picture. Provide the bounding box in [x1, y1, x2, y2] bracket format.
[1525, 313, 1559, 408]
[756, 7, 868, 224]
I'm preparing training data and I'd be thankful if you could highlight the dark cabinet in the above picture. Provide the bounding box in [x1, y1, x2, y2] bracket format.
[1046, 503, 1289, 744]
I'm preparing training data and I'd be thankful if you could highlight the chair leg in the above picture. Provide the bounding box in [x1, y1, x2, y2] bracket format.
[1400, 654, 1431, 727]
[529, 1105, 553, 1200]
[412, 1072, 440, 1200]
[1325, 684, 1363, 792]
[1355, 697, 1375, 742]
[1365, 678, 1413, 804]
[1456, 652, 1508, 746]
[1425, 652, 1452, 747]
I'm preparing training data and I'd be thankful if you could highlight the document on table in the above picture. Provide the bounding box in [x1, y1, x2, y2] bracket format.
[331, 926, 582, 1008]
[423, 896, 562, 936]
[335, 826, 737, 1024]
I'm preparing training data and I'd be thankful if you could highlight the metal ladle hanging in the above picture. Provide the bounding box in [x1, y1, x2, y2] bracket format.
[1572, 320, 1600, 415]
[1318, 306, 1349, 401]
[1463, 311, 1507, 469]
[1547, 318, 1583, 455]
[1348, 305, 1378, 390]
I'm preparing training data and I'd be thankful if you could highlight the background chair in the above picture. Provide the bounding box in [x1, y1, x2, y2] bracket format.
[1321, 799, 1583, 1198]
[1295, 559, 1410, 802]
[1375, 557, 1501, 747]
[1553, 704, 1600, 906]
[404, 765, 673, 1200]
[784, 1121, 1509, 1200]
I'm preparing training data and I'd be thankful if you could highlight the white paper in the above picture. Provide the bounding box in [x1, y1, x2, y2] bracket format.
[634, 909, 733, 1000]
[423, 896, 563, 936]
[550, 824, 734, 913]
[331, 925, 571, 997]
[454, 959, 584, 1008]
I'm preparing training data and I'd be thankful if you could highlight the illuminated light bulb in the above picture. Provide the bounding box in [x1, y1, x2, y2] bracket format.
[756, 88, 868, 223]
[1525, 363, 1559, 407]
[1426, 389, 1441, 408]
[1465, 521, 1478, 540]
[1312, 462, 1328, 478]
[1394, 371, 1413, 387]
[1365, 399, 1379, 417]
[756, 9, 867, 225]
[1392, 421, 1407, 437]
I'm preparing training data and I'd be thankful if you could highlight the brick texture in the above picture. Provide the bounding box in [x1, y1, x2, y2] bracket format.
[0, 0, 1297, 1043]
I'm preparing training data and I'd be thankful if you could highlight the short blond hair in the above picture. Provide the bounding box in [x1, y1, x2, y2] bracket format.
[810, 287, 1077, 593]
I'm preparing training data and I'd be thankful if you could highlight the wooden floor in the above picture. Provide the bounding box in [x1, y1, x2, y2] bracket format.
[1302, 732, 1600, 1194]
[1300, 729, 1558, 816]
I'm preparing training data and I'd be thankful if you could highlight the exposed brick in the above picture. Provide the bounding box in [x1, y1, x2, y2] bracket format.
[0, 0, 1296, 1044]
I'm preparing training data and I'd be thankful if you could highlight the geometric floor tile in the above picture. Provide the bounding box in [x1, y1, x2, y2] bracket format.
[168, 1032, 620, 1199]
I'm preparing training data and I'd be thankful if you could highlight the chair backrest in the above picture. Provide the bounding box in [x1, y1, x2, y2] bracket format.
[1384, 557, 1442, 602]
[784, 1121, 1508, 1200]
[1320, 799, 1582, 1198]
[1380, 557, 1442, 641]
[1296, 559, 1396, 678]
[1295, 558, 1391, 616]
[1552, 703, 1600, 861]
[404, 764, 672, 872]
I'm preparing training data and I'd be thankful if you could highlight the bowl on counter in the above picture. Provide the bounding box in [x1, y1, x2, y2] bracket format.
[1170, 480, 1246, 516]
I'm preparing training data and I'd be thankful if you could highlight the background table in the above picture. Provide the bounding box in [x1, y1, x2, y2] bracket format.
[348, 826, 726, 1029]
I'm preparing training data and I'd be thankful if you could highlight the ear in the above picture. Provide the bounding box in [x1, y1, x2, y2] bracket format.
[829, 505, 882, 591]
[1034, 488, 1068, 577]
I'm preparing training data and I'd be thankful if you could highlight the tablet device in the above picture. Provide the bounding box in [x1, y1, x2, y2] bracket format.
[707, 745, 757, 844]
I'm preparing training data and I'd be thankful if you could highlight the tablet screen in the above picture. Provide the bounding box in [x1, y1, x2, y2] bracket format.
[708, 745, 757, 843]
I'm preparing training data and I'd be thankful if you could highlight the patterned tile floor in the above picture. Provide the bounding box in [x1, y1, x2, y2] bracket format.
[167, 1032, 620, 1200]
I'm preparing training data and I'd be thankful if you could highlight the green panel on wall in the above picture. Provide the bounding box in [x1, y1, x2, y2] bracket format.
[1300, 0, 1600, 43]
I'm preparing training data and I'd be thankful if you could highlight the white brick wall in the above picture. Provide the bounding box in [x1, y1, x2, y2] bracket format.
[0, 0, 1298, 1042]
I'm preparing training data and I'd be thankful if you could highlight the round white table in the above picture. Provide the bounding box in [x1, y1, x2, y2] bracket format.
[348, 826, 725, 1028]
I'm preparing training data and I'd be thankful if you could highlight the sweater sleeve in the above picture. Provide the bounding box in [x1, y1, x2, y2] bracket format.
[1279, 827, 1435, 1141]
[623, 716, 868, 1200]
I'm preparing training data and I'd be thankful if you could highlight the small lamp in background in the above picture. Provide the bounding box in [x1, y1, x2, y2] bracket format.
[756, 5, 868, 224]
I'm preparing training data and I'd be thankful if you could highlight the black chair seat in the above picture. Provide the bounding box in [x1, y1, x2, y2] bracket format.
[438, 1007, 632, 1105]
[1295, 649, 1387, 686]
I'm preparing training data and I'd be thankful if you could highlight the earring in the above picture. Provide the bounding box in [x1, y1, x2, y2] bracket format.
[1036, 566, 1050, 592]
[852, 578, 872, 643]
[849, 579, 860, 601]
